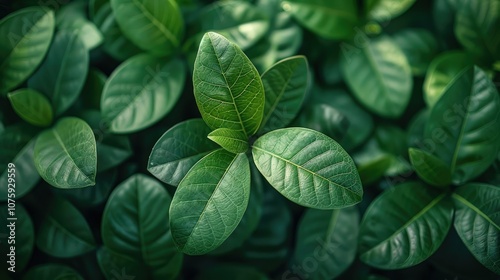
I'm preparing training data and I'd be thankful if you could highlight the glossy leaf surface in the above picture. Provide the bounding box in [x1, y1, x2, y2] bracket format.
[208, 128, 249, 154]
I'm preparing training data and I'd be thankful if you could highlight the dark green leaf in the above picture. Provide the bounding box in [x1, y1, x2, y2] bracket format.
[34, 117, 97, 188]
[392, 28, 439, 76]
[408, 148, 451, 188]
[81, 69, 106, 110]
[357, 154, 393, 186]
[407, 109, 428, 148]
[56, 1, 103, 50]
[8, 88, 53, 127]
[359, 182, 454, 269]
[0, 7, 55, 94]
[208, 128, 249, 154]
[170, 149, 251, 255]
[365, 0, 416, 21]
[252, 127, 362, 209]
[97, 246, 148, 280]
[196, 264, 269, 280]
[293, 103, 349, 143]
[23, 264, 84, 280]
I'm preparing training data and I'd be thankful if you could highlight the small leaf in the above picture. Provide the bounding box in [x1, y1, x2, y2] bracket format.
[148, 119, 219, 186]
[0, 7, 55, 94]
[170, 149, 251, 255]
[408, 148, 452, 188]
[359, 182, 454, 269]
[252, 127, 362, 209]
[193, 32, 265, 138]
[452, 183, 500, 275]
[259, 56, 309, 134]
[56, 1, 103, 50]
[23, 264, 84, 280]
[392, 28, 439, 76]
[208, 128, 249, 154]
[36, 196, 96, 258]
[101, 54, 185, 133]
[8, 89, 53, 127]
[34, 117, 97, 188]
[365, 0, 416, 21]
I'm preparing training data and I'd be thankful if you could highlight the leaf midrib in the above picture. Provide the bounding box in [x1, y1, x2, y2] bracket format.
[260, 67, 296, 130]
[46, 214, 95, 250]
[130, 0, 179, 47]
[452, 193, 500, 231]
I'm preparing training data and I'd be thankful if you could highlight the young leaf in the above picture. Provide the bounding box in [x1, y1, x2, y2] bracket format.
[292, 207, 359, 280]
[340, 36, 412, 118]
[170, 149, 251, 255]
[281, 0, 358, 40]
[365, 0, 416, 21]
[110, 0, 183, 55]
[425, 66, 500, 185]
[392, 28, 439, 76]
[36, 196, 96, 258]
[252, 127, 362, 209]
[101, 174, 183, 278]
[208, 128, 249, 154]
[101, 54, 185, 133]
[34, 117, 97, 188]
[259, 56, 308, 134]
[359, 182, 454, 269]
[23, 264, 84, 280]
[148, 119, 219, 186]
[408, 148, 452, 188]
[7, 89, 53, 127]
[0, 7, 55, 94]
[193, 32, 265, 138]
[56, 1, 103, 50]
[452, 183, 500, 275]
[28, 31, 89, 115]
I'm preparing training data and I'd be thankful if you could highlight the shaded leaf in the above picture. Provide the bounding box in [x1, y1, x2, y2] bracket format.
[8, 88, 53, 127]
[23, 264, 84, 280]
[56, 1, 103, 50]
[365, 0, 416, 21]
[408, 148, 452, 188]
[208, 128, 249, 154]
[392, 28, 439, 76]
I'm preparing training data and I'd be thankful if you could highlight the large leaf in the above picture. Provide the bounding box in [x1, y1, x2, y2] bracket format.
[452, 183, 500, 275]
[258, 56, 308, 134]
[148, 119, 219, 186]
[0, 7, 55, 94]
[34, 117, 97, 188]
[8, 88, 53, 127]
[170, 149, 251, 255]
[291, 207, 359, 279]
[101, 54, 185, 133]
[425, 66, 500, 185]
[28, 31, 88, 115]
[281, 0, 358, 40]
[392, 28, 439, 76]
[110, 0, 183, 55]
[36, 196, 96, 258]
[101, 174, 183, 278]
[365, 0, 416, 21]
[208, 128, 249, 154]
[359, 182, 454, 269]
[252, 127, 362, 209]
[56, 1, 103, 50]
[408, 148, 452, 188]
[340, 36, 412, 118]
[193, 32, 265, 138]
[23, 264, 84, 280]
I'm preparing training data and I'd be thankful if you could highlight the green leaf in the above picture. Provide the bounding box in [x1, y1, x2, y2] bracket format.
[423, 51, 472, 108]
[196, 264, 269, 280]
[281, 0, 358, 40]
[23, 264, 84, 280]
[359, 182, 454, 269]
[101, 54, 185, 133]
[36, 196, 96, 258]
[293, 103, 348, 144]
[170, 149, 251, 255]
[452, 183, 500, 275]
[0, 203, 34, 271]
[0, 6, 55, 94]
[408, 148, 452, 188]
[252, 127, 362, 209]
[425, 66, 500, 185]
[81, 69, 106, 110]
[97, 246, 148, 280]
[110, 0, 183, 55]
[8, 89, 53, 127]
[357, 154, 393, 186]
[292, 207, 359, 279]
[259, 56, 309, 134]
[193, 32, 265, 138]
[148, 119, 219, 186]
[34, 117, 97, 189]
[407, 109, 428, 148]
[392, 28, 439, 76]
[102, 174, 183, 278]
[28, 31, 89, 116]
[56, 1, 103, 50]
[365, 0, 416, 21]
[208, 128, 249, 154]
[340, 36, 412, 118]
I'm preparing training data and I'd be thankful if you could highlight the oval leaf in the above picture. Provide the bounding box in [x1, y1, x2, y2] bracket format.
[170, 149, 251, 255]
[101, 54, 185, 133]
[56, 1, 103, 50]
[208, 128, 249, 154]
[252, 127, 362, 209]
[34, 117, 97, 188]
[8, 89, 53, 127]
[193, 32, 265, 138]
[359, 182, 454, 269]
[110, 0, 183, 55]
[340, 36, 412, 118]
[452, 183, 500, 274]
[425, 66, 500, 184]
[365, 0, 416, 21]
[23, 264, 84, 280]
[408, 147, 452, 188]
[148, 119, 219, 186]
[0, 7, 55, 94]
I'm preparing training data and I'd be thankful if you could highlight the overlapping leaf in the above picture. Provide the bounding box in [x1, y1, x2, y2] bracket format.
[8, 89, 53, 127]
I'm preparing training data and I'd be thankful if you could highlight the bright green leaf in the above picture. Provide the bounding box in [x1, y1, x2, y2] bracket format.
[34, 117, 97, 188]
[208, 128, 249, 154]
[8, 89, 53, 127]
[408, 148, 452, 188]
[365, 0, 416, 21]
[392, 28, 439, 76]
[170, 149, 251, 255]
[56, 1, 103, 50]
[23, 264, 84, 280]
[252, 127, 363, 209]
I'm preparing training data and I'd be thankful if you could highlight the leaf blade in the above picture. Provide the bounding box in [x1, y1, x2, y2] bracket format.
[8, 88, 53, 127]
